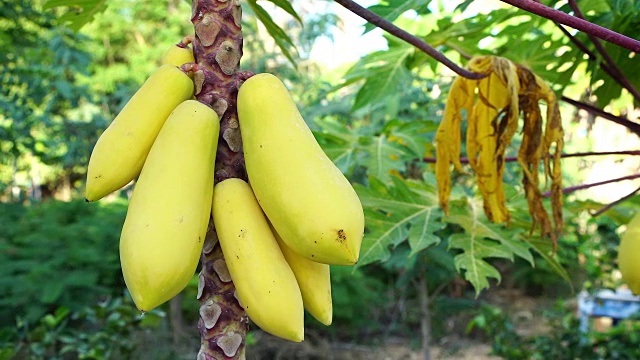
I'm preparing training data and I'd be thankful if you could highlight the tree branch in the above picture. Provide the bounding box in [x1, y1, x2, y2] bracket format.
[422, 150, 640, 164]
[543, 174, 640, 197]
[566, 0, 640, 103]
[499, 0, 640, 52]
[332, 0, 486, 79]
[561, 96, 640, 135]
[555, 23, 640, 103]
[590, 186, 640, 217]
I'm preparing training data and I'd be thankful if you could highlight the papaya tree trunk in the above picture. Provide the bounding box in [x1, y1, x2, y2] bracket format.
[418, 271, 432, 360]
[169, 294, 187, 348]
[190, 0, 251, 359]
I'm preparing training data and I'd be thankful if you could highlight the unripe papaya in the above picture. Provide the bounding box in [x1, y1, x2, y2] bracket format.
[237, 73, 364, 265]
[212, 178, 304, 342]
[161, 44, 195, 67]
[120, 100, 219, 311]
[619, 212, 640, 294]
[273, 226, 332, 326]
[85, 65, 194, 202]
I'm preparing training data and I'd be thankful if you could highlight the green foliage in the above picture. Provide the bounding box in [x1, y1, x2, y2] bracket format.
[345, 0, 639, 117]
[556, 0, 640, 107]
[364, 0, 430, 33]
[0, 200, 127, 324]
[0, 1, 105, 196]
[343, 40, 414, 117]
[446, 199, 535, 295]
[240, 0, 300, 67]
[43, 0, 108, 32]
[354, 176, 444, 265]
[469, 302, 640, 359]
[329, 266, 387, 336]
[1, 295, 164, 360]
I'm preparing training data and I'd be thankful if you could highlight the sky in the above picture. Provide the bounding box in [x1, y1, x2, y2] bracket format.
[308, 1, 387, 70]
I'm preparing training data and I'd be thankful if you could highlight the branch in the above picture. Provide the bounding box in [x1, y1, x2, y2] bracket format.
[499, 0, 640, 52]
[555, 24, 624, 84]
[555, 22, 640, 103]
[332, 0, 486, 79]
[422, 150, 640, 164]
[566, 0, 640, 103]
[543, 174, 640, 197]
[590, 186, 640, 217]
[561, 96, 640, 135]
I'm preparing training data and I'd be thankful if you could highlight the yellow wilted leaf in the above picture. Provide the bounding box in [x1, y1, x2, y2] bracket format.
[435, 76, 474, 214]
[435, 56, 564, 244]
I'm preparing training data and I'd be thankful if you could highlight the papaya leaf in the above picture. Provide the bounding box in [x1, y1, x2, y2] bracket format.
[344, 44, 413, 116]
[445, 200, 534, 296]
[247, 0, 298, 66]
[385, 119, 438, 160]
[363, 0, 430, 33]
[314, 121, 361, 174]
[354, 176, 444, 266]
[522, 236, 573, 291]
[44, 0, 108, 32]
[265, 0, 302, 24]
[315, 120, 408, 182]
[360, 134, 407, 182]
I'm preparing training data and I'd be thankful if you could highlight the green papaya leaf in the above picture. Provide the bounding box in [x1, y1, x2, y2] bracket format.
[247, 0, 298, 66]
[363, 0, 430, 33]
[355, 176, 444, 266]
[344, 44, 414, 116]
[445, 199, 534, 296]
[44, 0, 108, 32]
[265, 0, 302, 24]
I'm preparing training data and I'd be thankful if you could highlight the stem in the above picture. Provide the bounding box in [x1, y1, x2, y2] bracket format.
[543, 173, 640, 197]
[418, 272, 432, 360]
[590, 186, 640, 217]
[190, 0, 249, 359]
[561, 96, 640, 135]
[566, 0, 640, 103]
[422, 150, 640, 164]
[555, 24, 637, 98]
[499, 0, 640, 52]
[332, 0, 486, 79]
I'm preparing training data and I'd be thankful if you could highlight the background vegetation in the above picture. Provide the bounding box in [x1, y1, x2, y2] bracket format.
[1, 0, 640, 359]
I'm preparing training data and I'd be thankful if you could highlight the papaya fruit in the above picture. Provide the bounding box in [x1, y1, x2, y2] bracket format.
[619, 212, 640, 294]
[273, 225, 332, 326]
[237, 73, 364, 266]
[161, 44, 195, 67]
[120, 100, 218, 311]
[212, 178, 304, 342]
[86, 65, 194, 201]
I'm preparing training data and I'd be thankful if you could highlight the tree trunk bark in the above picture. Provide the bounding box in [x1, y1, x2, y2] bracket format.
[170, 294, 186, 348]
[189, 1, 252, 359]
[418, 272, 432, 360]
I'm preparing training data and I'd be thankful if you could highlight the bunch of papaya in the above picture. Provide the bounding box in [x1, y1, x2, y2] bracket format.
[85, 42, 364, 342]
[214, 73, 364, 341]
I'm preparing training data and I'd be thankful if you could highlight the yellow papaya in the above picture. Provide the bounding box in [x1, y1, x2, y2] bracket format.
[619, 212, 640, 294]
[120, 100, 219, 311]
[237, 73, 364, 265]
[212, 178, 304, 342]
[273, 226, 332, 326]
[85, 65, 193, 202]
[161, 43, 195, 67]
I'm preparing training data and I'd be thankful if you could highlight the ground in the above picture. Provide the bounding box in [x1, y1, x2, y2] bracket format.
[147, 287, 565, 359]
[245, 288, 561, 360]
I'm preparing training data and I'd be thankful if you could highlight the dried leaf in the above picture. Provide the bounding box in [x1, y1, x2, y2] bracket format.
[435, 56, 564, 245]
[435, 76, 474, 214]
